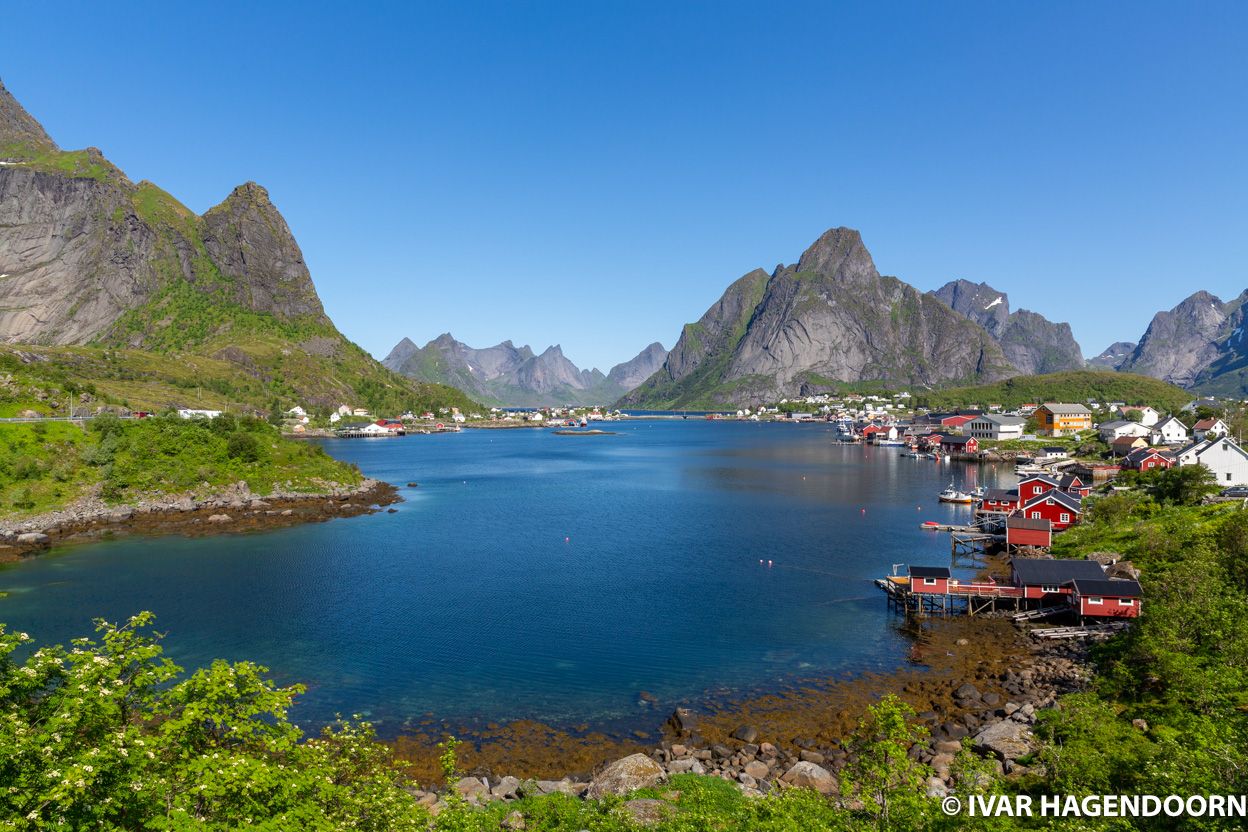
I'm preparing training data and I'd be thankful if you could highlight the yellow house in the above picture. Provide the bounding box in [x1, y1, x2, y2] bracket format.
[1034, 403, 1093, 436]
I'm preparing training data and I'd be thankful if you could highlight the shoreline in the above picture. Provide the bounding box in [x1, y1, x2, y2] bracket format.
[386, 615, 1092, 795]
[0, 478, 400, 560]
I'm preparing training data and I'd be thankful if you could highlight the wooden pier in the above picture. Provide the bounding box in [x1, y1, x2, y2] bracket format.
[1029, 622, 1130, 640]
[876, 575, 1025, 617]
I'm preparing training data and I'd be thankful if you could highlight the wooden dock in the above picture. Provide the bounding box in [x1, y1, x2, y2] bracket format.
[1029, 622, 1130, 640]
[876, 575, 1025, 616]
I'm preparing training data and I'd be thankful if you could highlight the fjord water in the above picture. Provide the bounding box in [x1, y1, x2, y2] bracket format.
[0, 421, 1012, 735]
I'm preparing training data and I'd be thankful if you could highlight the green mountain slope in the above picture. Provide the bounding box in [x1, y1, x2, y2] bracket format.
[0, 78, 477, 417]
[921, 370, 1192, 413]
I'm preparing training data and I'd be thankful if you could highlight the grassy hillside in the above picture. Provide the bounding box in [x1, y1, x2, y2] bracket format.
[0, 342, 478, 419]
[0, 413, 360, 517]
[920, 370, 1191, 413]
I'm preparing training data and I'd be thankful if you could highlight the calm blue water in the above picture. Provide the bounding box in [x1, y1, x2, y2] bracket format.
[0, 421, 1013, 734]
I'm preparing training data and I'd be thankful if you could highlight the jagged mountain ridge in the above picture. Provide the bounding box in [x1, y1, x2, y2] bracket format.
[0, 77, 473, 413]
[619, 228, 1016, 409]
[1116, 290, 1248, 394]
[929, 279, 1084, 375]
[1088, 341, 1137, 370]
[383, 335, 666, 407]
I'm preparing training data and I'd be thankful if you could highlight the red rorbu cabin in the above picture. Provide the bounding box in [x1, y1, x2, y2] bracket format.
[980, 489, 1021, 513]
[1068, 578, 1142, 618]
[1005, 516, 1052, 550]
[1017, 474, 1060, 502]
[1017, 489, 1083, 531]
[908, 565, 951, 594]
[1010, 558, 1107, 604]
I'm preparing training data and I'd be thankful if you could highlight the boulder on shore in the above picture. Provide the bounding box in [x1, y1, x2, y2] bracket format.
[780, 761, 838, 795]
[974, 720, 1036, 761]
[586, 754, 665, 799]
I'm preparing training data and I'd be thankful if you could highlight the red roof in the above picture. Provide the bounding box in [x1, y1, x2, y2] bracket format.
[1194, 418, 1220, 430]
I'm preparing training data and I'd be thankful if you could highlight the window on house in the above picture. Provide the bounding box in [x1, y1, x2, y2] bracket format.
[1120, 599, 1135, 606]
[1229, 473, 1234, 482]
[923, 578, 936, 585]
[1041, 584, 1059, 593]
[1088, 597, 1103, 605]
[1060, 513, 1071, 523]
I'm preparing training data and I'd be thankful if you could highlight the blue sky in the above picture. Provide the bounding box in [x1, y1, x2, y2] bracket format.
[3, 1, 1245, 370]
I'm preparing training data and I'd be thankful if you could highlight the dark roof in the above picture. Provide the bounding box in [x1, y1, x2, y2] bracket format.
[1019, 473, 1060, 486]
[941, 435, 975, 446]
[1070, 578, 1142, 598]
[984, 489, 1019, 502]
[1057, 473, 1083, 488]
[1043, 446, 1067, 453]
[1006, 516, 1051, 532]
[909, 566, 951, 579]
[1011, 558, 1105, 585]
[1021, 490, 1083, 512]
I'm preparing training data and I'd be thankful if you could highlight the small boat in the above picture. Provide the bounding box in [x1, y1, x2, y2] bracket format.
[937, 481, 974, 504]
[922, 520, 941, 529]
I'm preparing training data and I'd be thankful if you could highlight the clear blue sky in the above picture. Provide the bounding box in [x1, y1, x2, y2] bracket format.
[3, 1, 1245, 370]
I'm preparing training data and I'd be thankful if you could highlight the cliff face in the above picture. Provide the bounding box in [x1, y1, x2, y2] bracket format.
[606, 342, 667, 391]
[1114, 290, 1248, 394]
[0, 77, 473, 413]
[621, 229, 1014, 408]
[930, 279, 1084, 375]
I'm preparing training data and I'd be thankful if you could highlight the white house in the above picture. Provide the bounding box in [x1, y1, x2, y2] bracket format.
[1097, 419, 1153, 443]
[177, 408, 222, 419]
[1193, 418, 1230, 441]
[1118, 405, 1160, 426]
[352, 408, 371, 417]
[329, 412, 342, 424]
[336, 405, 353, 416]
[286, 406, 307, 418]
[1184, 437, 1248, 486]
[359, 422, 393, 436]
[1150, 416, 1189, 445]
[965, 414, 1027, 440]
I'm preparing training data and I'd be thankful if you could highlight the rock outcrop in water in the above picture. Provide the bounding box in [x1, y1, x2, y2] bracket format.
[619, 228, 1015, 408]
[929, 279, 1084, 375]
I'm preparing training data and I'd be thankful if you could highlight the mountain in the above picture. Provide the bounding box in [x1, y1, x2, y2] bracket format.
[383, 335, 664, 407]
[0, 77, 474, 415]
[1116, 290, 1248, 394]
[1087, 341, 1137, 370]
[929, 280, 1084, 375]
[606, 342, 667, 391]
[620, 228, 1015, 409]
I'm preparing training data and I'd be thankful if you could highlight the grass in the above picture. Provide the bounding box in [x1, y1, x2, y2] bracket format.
[921, 370, 1191, 413]
[0, 413, 362, 518]
[0, 141, 125, 184]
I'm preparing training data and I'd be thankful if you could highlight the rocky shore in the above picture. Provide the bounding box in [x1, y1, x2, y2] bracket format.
[0, 478, 400, 559]
[394, 619, 1093, 818]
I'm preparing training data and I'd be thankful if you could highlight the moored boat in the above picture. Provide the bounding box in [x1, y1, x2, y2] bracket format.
[937, 481, 974, 504]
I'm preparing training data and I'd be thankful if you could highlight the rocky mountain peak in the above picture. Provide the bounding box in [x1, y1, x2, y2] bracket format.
[606, 342, 668, 390]
[794, 227, 877, 282]
[0, 77, 56, 151]
[930, 278, 1083, 375]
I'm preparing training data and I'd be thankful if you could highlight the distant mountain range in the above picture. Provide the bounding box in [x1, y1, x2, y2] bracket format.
[382, 335, 667, 407]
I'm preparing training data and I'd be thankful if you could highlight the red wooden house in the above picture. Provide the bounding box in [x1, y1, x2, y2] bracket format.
[1017, 489, 1083, 530]
[1068, 578, 1142, 618]
[939, 435, 979, 455]
[980, 488, 1021, 513]
[1005, 516, 1052, 549]
[1057, 473, 1093, 498]
[1010, 558, 1107, 603]
[1017, 474, 1060, 503]
[908, 565, 951, 594]
[941, 414, 977, 429]
[1121, 447, 1175, 472]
